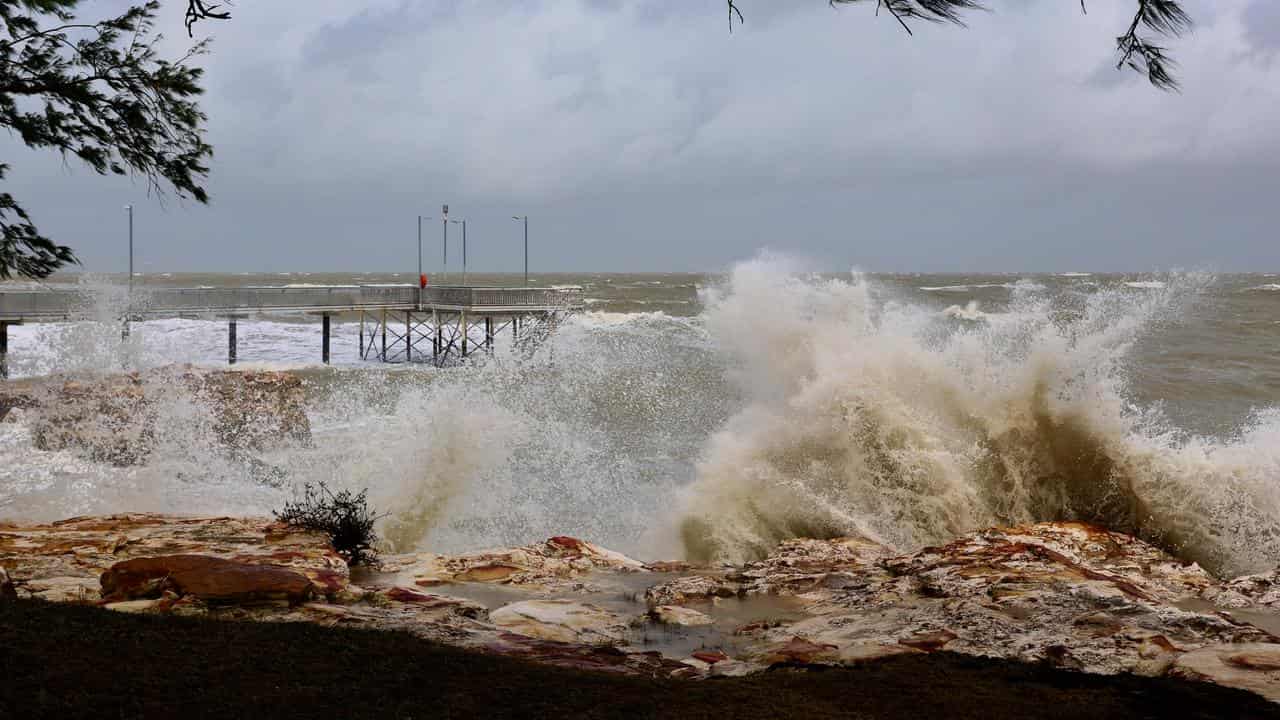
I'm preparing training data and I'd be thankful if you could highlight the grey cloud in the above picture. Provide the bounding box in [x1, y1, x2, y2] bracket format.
[1243, 0, 1280, 52]
[2, 0, 1278, 273]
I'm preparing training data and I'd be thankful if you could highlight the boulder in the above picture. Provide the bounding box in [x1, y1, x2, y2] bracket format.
[0, 515, 348, 603]
[101, 554, 314, 605]
[649, 605, 714, 627]
[489, 599, 630, 645]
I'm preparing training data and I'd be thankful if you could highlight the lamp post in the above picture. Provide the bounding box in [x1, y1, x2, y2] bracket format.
[450, 219, 467, 285]
[418, 215, 434, 283]
[125, 204, 134, 292]
[441, 204, 449, 283]
[511, 215, 528, 285]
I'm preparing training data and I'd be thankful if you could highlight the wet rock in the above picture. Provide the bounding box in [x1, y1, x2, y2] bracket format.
[490, 599, 630, 645]
[708, 659, 766, 677]
[381, 587, 487, 620]
[1207, 569, 1280, 609]
[745, 522, 1273, 679]
[0, 514, 348, 603]
[898, 629, 958, 652]
[10, 514, 1280, 696]
[836, 643, 923, 665]
[649, 605, 715, 627]
[401, 536, 645, 590]
[6, 367, 310, 465]
[1170, 644, 1280, 703]
[102, 555, 315, 605]
[104, 599, 168, 614]
[757, 636, 840, 665]
[691, 650, 729, 664]
[643, 575, 737, 607]
[483, 633, 695, 678]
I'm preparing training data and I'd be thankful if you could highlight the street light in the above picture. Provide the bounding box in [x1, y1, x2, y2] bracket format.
[418, 215, 433, 285]
[511, 215, 528, 285]
[125, 204, 134, 292]
[441, 204, 449, 283]
[449, 219, 467, 285]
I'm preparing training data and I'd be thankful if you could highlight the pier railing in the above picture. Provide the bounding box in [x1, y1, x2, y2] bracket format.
[0, 284, 583, 321]
[419, 285, 583, 311]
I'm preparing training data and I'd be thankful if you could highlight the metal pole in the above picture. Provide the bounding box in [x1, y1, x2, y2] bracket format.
[462, 220, 467, 285]
[444, 219, 449, 283]
[127, 205, 133, 292]
[417, 215, 422, 281]
[512, 215, 528, 285]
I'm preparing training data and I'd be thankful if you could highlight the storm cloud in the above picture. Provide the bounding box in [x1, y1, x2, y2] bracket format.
[5, 0, 1279, 272]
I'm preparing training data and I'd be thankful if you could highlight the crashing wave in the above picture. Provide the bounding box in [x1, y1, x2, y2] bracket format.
[678, 258, 1280, 578]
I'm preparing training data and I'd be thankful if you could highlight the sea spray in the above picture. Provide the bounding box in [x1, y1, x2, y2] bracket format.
[4, 267, 1280, 578]
[678, 259, 1280, 578]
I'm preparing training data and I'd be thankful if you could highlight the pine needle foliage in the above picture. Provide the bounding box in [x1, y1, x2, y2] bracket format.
[0, 0, 212, 279]
[274, 482, 387, 567]
[726, 0, 1191, 91]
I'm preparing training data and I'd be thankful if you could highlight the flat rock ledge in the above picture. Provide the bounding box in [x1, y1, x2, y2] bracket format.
[3, 515, 1280, 701]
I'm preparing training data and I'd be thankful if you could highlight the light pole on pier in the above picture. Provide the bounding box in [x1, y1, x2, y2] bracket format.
[450, 219, 467, 285]
[511, 215, 528, 285]
[441, 204, 449, 283]
[418, 215, 435, 283]
[125, 204, 134, 292]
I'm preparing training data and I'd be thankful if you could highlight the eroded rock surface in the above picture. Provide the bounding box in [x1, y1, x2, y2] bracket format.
[0, 367, 311, 465]
[490, 599, 629, 644]
[5, 514, 1280, 701]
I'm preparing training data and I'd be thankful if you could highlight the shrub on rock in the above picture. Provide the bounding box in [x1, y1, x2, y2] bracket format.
[274, 483, 384, 567]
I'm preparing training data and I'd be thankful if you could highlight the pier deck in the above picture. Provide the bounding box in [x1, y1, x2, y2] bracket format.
[0, 285, 583, 374]
[0, 284, 582, 321]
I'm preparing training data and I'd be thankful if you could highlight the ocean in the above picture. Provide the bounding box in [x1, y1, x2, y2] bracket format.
[3, 258, 1279, 578]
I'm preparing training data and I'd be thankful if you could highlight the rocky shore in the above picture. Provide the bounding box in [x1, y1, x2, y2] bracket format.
[3, 514, 1280, 704]
[0, 367, 310, 465]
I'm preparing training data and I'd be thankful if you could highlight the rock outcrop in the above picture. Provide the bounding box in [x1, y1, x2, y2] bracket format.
[4, 514, 1280, 703]
[101, 555, 316, 605]
[0, 367, 311, 465]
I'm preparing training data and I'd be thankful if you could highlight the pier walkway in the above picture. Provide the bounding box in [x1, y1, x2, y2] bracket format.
[0, 284, 584, 375]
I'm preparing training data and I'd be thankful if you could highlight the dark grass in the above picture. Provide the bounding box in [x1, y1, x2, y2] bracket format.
[2, 599, 1277, 720]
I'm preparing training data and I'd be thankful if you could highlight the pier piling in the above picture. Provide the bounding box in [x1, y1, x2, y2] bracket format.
[228, 317, 238, 365]
[0, 321, 8, 379]
[322, 314, 331, 365]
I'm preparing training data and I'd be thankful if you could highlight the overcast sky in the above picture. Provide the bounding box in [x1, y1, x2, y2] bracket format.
[6, 0, 1280, 273]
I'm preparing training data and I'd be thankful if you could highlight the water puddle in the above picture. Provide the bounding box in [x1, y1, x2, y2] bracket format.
[351, 565, 809, 659]
[1175, 597, 1280, 637]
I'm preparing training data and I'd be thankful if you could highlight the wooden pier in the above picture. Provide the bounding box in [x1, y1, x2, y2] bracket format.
[0, 284, 583, 376]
